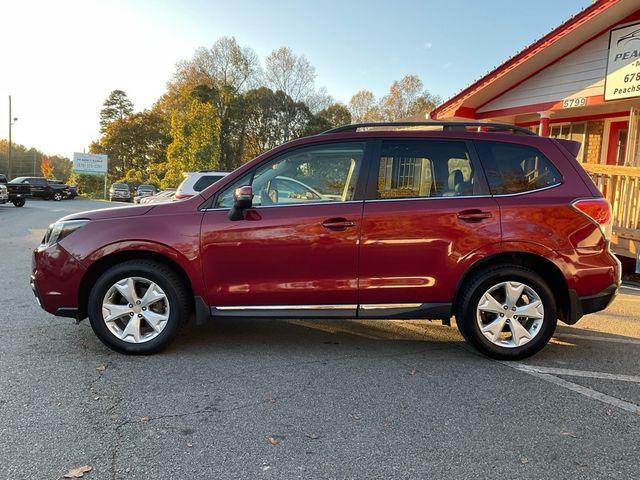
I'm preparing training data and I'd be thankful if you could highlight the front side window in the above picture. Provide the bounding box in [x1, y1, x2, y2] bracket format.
[474, 141, 562, 195]
[215, 142, 364, 208]
[376, 140, 479, 199]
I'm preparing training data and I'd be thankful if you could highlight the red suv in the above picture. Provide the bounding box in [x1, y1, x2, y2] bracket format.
[31, 122, 621, 359]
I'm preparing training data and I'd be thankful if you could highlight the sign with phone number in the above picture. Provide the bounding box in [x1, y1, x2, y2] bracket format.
[605, 22, 640, 101]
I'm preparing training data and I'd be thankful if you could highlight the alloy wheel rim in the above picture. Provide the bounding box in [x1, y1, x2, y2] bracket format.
[475, 281, 544, 348]
[101, 276, 170, 343]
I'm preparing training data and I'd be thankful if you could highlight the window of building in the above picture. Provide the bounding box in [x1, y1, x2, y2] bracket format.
[474, 141, 562, 195]
[550, 122, 586, 162]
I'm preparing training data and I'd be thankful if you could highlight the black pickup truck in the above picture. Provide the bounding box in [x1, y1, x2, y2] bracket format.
[0, 174, 31, 207]
[9, 176, 71, 201]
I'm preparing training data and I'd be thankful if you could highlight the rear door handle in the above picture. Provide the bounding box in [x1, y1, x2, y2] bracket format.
[457, 209, 493, 223]
[322, 218, 356, 230]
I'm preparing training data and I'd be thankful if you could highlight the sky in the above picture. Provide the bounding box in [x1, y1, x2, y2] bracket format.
[0, 0, 591, 158]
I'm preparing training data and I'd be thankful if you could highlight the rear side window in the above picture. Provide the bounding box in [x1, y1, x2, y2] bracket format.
[377, 140, 481, 199]
[475, 141, 562, 195]
[193, 175, 225, 192]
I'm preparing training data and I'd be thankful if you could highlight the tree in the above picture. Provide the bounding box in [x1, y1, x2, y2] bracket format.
[99, 90, 134, 133]
[264, 47, 317, 103]
[243, 87, 313, 161]
[305, 103, 352, 135]
[380, 75, 440, 121]
[91, 110, 171, 184]
[40, 157, 54, 178]
[164, 90, 222, 187]
[348, 90, 382, 122]
[169, 38, 260, 171]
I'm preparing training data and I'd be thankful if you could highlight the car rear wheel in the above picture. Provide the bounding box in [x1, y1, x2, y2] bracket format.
[88, 260, 190, 354]
[456, 265, 557, 360]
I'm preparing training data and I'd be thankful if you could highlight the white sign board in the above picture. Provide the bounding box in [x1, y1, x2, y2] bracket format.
[605, 22, 640, 101]
[73, 152, 108, 176]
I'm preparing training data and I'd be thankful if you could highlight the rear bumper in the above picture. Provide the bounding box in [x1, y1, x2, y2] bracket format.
[566, 283, 619, 325]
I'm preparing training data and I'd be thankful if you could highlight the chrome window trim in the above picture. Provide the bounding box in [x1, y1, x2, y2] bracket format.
[213, 305, 358, 311]
[363, 181, 562, 203]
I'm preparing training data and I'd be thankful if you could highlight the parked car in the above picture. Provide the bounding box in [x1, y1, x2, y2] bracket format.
[0, 184, 8, 204]
[175, 171, 228, 199]
[9, 176, 70, 201]
[133, 184, 157, 204]
[140, 189, 176, 204]
[0, 174, 31, 207]
[31, 121, 621, 359]
[109, 183, 131, 202]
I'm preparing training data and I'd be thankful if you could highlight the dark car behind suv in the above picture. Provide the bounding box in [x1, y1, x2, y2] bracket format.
[31, 122, 620, 359]
[10, 176, 70, 201]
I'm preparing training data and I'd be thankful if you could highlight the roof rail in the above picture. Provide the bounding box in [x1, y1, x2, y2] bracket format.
[323, 121, 536, 136]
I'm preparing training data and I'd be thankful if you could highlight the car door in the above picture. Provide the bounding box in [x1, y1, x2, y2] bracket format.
[200, 141, 368, 317]
[358, 139, 501, 318]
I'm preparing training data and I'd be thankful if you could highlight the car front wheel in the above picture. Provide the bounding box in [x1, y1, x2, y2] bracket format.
[88, 260, 190, 354]
[456, 265, 557, 360]
[52, 191, 63, 201]
[12, 198, 25, 207]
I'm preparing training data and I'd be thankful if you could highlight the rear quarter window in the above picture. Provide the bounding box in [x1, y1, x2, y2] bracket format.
[193, 175, 225, 192]
[475, 141, 562, 195]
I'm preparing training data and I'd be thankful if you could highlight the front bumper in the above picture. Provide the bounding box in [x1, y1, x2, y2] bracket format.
[566, 283, 619, 325]
[31, 243, 86, 319]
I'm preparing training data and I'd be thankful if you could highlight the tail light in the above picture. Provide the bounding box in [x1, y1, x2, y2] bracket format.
[572, 198, 612, 241]
[174, 193, 193, 199]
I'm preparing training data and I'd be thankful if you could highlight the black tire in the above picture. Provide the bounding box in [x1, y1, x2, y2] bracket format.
[456, 265, 557, 360]
[88, 260, 190, 354]
[12, 198, 25, 207]
[52, 191, 63, 201]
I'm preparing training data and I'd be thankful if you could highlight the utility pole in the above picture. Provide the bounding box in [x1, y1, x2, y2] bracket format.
[8, 96, 12, 179]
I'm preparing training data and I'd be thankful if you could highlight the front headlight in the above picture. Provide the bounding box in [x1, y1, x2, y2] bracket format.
[41, 219, 90, 247]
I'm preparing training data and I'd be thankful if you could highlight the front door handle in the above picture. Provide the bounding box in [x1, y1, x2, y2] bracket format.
[457, 209, 492, 223]
[322, 218, 356, 230]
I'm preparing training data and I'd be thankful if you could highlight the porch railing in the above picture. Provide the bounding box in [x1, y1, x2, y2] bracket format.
[582, 164, 640, 249]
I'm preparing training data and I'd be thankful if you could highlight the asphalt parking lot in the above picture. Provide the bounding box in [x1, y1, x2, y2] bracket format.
[1, 198, 639, 480]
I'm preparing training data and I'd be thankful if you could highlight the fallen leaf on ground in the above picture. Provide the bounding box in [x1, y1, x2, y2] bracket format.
[561, 432, 578, 438]
[635, 409, 640, 416]
[305, 433, 319, 439]
[64, 465, 92, 478]
[520, 457, 529, 465]
[141, 415, 151, 422]
[409, 368, 417, 376]
[606, 409, 613, 416]
[187, 442, 193, 448]
[96, 364, 107, 372]
[268, 437, 280, 445]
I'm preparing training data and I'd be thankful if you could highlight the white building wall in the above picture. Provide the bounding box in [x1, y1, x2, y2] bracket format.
[478, 32, 609, 112]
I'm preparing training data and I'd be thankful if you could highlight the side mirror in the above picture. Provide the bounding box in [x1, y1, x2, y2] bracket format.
[228, 185, 253, 221]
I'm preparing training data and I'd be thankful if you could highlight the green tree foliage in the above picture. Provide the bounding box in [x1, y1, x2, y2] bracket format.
[90, 110, 170, 185]
[304, 103, 352, 135]
[88, 39, 442, 189]
[243, 87, 314, 160]
[99, 90, 134, 133]
[164, 90, 221, 188]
